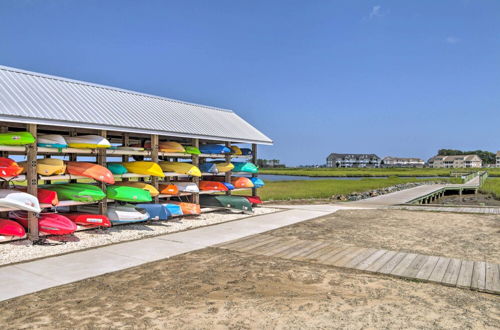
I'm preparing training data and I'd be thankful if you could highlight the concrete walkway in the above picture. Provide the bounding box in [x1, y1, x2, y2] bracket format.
[0, 206, 351, 302]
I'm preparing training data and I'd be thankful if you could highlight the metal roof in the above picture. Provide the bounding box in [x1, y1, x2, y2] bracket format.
[0, 65, 272, 145]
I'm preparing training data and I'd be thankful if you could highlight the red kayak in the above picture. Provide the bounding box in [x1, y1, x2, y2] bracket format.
[0, 157, 23, 177]
[66, 162, 115, 184]
[60, 213, 111, 228]
[9, 211, 77, 235]
[0, 219, 26, 240]
[199, 181, 228, 191]
[17, 187, 59, 206]
[245, 196, 263, 204]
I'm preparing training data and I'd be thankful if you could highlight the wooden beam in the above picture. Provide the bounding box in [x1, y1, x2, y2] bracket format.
[26, 124, 39, 241]
[151, 134, 159, 203]
[121, 133, 130, 182]
[97, 130, 108, 215]
[252, 143, 257, 197]
[191, 138, 200, 204]
[225, 141, 232, 196]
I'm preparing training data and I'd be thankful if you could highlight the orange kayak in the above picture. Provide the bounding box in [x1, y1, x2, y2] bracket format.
[140, 141, 186, 153]
[169, 201, 201, 215]
[66, 162, 115, 184]
[199, 181, 228, 191]
[158, 183, 179, 195]
[231, 177, 255, 188]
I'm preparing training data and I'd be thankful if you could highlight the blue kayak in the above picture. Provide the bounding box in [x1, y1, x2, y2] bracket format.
[162, 203, 183, 216]
[199, 163, 218, 173]
[240, 148, 252, 156]
[223, 182, 235, 190]
[250, 177, 265, 188]
[136, 204, 170, 220]
[199, 144, 231, 154]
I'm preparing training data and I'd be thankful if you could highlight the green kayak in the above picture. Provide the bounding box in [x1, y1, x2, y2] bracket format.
[107, 163, 128, 175]
[184, 146, 201, 155]
[43, 183, 106, 203]
[106, 185, 152, 203]
[0, 132, 36, 145]
[200, 195, 252, 212]
[231, 162, 259, 173]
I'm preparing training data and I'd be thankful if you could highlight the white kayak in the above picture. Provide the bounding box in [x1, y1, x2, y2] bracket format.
[173, 182, 200, 193]
[66, 135, 111, 149]
[79, 203, 149, 224]
[0, 190, 41, 213]
[37, 134, 68, 148]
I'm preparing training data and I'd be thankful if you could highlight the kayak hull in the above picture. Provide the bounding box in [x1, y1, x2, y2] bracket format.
[174, 182, 199, 193]
[113, 182, 159, 197]
[200, 195, 253, 212]
[0, 219, 26, 238]
[184, 146, 201, 155]
[107, 163, 128, 175]
[199, 144, 231, 154]
[10, 211, 77, 235]
[66, 135, 111, 149]
[122, 161, 165, 177]
[158, 162, 201, 177]
[0, 157, 23, 177]
[199, 181, 228, 191]
[0, 190, 41, 213]
[66, 162, 115, 184]
[136, 204, 170, 220]
[0, 132, 35, 145]
[158, 184, 179, 195]
[43, 184, 106, 203]
[250, 177, 265, 188]
[60, 213, 111, 228]
[37, 135, 68, 149]
[106, 185, 153, 203]
[161, 204, 183, 216]
[169, 202, 200, 215]
[231, 177, 255, 188]
[232, 162, 259, 173]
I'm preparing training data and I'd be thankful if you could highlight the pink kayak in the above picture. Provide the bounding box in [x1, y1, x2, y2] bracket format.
[9, 211, 77, 235]
[0, 219, 26, 241]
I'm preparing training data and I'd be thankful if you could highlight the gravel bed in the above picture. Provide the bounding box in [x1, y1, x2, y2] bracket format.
[0, 207, 278, 266]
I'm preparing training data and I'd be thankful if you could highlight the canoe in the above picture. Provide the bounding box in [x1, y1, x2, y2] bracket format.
[158, 183, 179, 195]
[66, 162, 115, 184]
[199, 163, 218, 174]
[232, 162, 259, 173]
[43, 184, 106, 203]
[0, 132, 35, 145]
[158, 162, 201, 177]
[113, 181, 159, 197]
[10, 211, 77, 235]
[141, 141, 185, 153]
[230, 146, 242, 155]
[60, 213, 111, 228]
[0, 190, 41, 213]
[231, 177, 255, 188]
[184, 146, 201, 155]
[79, 203, 150, 224]
[240, 148, 252, 156]
[17, 187, 58, 206]
[66, 135, 111, 149]
[169, 201, 201, 215]
[200, 195, 253, 212]
[199, 181, 228, 191]
[19, 158, 67, 176]
[107, 163, 128, 175]
[173, 182, 199, 193]
[199, 144, 231, 154]
[161, 203, 183, 216]
[222, 182, 235, 190]
[37, 134, 67, 148]
[136, 203, 170, 220]
[0, 157, 23, 177]
[106, 185, 153, 203]
[0, 219, 26, 241]
[245, 196, 263, 204]
[122, 161, 165, 177]
[250, 177, 265, 188]
[214, 162, 234, 173]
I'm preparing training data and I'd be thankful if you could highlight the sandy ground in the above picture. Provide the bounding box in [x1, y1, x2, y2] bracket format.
[0, 248, 498, 329]
[0, 207, 278, 266]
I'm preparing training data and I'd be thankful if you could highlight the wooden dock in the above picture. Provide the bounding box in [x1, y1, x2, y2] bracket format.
[216, 234, 500, 295]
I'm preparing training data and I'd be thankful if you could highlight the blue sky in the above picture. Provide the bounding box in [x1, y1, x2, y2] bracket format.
[0, 0, 499, 166]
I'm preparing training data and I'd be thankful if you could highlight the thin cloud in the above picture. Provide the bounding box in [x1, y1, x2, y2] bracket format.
[446, 36, 460, 44]
[369, 5, 382, 19]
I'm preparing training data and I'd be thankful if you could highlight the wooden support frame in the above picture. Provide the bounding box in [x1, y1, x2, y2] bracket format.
[26, 124, 39, 241]
[151, 134, 159, 203]
[97, 130, 108, 215]
[225, 141, 232, 196]
[251, 143, 258, 197]
[191, 138, 200, 204]
[121, 133, 130, 182]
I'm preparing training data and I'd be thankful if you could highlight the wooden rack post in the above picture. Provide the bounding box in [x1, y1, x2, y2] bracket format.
[97, 130, 107, 215]
[0, 126, 7, 190]
[121, 133, 129, 182]
[26, 124, 39, 241]
[151, 134, 159, 203]
[225, 141, 232, 195]
[191, 138, 200, 204]
[252, 143, 257, 197]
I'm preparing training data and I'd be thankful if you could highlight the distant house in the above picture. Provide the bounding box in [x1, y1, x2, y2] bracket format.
[257, 159, 284, 168]
[497, 151, 500, 168]
[326, 153, 381, 168]
[428, 155, 482, 168]
[382, 157, 425, 168]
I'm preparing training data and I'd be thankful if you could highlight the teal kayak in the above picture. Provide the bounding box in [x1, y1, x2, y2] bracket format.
[232, 162, 259, 173]
[107, 163, 128, 175]
[200, 195, 252, 212]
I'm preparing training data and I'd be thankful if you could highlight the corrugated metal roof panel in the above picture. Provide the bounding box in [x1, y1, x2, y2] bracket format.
[0, 65, 272, 144]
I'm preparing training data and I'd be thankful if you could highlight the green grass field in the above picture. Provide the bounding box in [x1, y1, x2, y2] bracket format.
[235, 177, 458, 201]
[480, 178, 500, 198]
[260, 167, 500, 177]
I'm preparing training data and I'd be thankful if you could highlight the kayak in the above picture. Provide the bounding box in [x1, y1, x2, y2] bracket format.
[141, 141, 185, 153]
[200, 195, 253, 212]
[250, 177, 265, 188]
[230, 146, 242, 155]
[222, 182, 235, 190]
[240, 148, 252, 156]
[184, 146, 201, 155]
[122, 161, 165, 177]
[79, 203, 150, 224]
[17, 187, 59, 206]
[66, 162, 115, 184]
[0, 219, 26, 241]
[231, 177, 255, 188]
[106, 185, 152, 203]
[158, 183, 179, 195]
[161, 203, 183, 216]
[43, 184, 106, 203]
[245, 196, 263, 204]
[107, 163, 128, 175]
[37, 134, 67, 148]
[113, 181, 159, 197]
[10, 211, 77, 235]
[214, 162, 234, 173]
[0, 132, 35, 145]
[19, 158, 66, 176]
[66, 135, 111, 149]
[0, 190, 41, 213]
[0, 157, 23, 177]
[232, 162, 259, 173]
[199, 144, 231, 154]
[169, 201, 201, 215]
[173, 182, 199, 193]
[136, 203, 170, 220]
[199, 181, 228, 191]
[199, 163, 218, 174]
[60, 213, 111, 228]
[158, 162, 201, 177]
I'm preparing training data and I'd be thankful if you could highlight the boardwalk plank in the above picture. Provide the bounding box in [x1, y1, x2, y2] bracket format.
[442, 258, 462, 286]
[213, 233, 263, 248]
[471, 261, 486, 291]
[294, 242, 335, 261]
[223, 234, 275, 250]
[365, 250, 398, 272]
[428, 257, 451, 283]
[250, 238, 296, 255]
[270, 240, 312, 258]
[354, 249, 388, 271]
[343, 248, 378, 268]
[390, 253, 419, 276]
[377, 252, 407, 274]
[235, 236, 284, 252]
[286, 241, 326, 259]
[320, 247, 357, 265]
[456, 260, 474, 288]
[485, 263, 500, 294]
[304, 244, 343, 261]
[415, 256, 440, 280]
[330, 248, 369, 267]
[401, 254, 429, 278]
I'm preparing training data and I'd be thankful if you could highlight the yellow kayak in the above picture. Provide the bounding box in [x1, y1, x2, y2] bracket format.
[66, 135, 111, 149]
[142, 141, 185, 153]
[215, 162, 234, 173]
[122, 161, 165, 177]
[230, 146, 242, 155]
[158, 161, 201, 177]
[113, 181, 159, 197]
[19, 158, 66, 176]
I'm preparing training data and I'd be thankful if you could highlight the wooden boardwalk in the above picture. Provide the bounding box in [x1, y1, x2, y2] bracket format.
[215, 234, 500, 295]
[391, 205, 500, 214]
